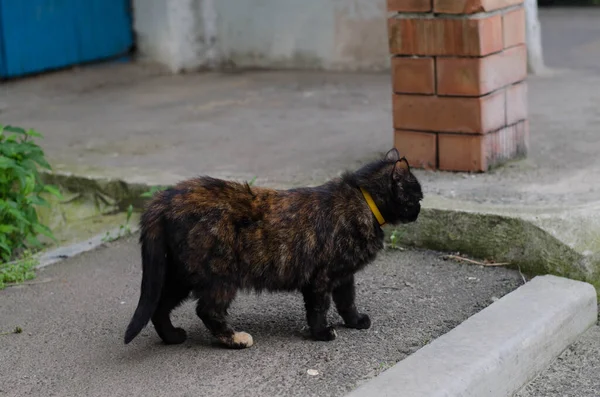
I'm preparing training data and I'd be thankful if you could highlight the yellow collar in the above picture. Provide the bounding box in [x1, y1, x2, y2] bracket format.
[360, 187, 386, 226]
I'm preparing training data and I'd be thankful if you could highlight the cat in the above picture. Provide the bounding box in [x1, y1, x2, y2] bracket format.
[124, 148, 423, 349]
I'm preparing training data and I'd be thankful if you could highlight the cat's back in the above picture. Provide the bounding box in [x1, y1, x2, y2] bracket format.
[149, 176, 275, 220]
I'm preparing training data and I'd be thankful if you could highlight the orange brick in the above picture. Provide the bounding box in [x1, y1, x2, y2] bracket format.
[438, 134, 485, 171]
[389, 15, 503, 56]
[503, 7, 526, 48]
[392, 57, 435, 94]
[506, 81, 528, 125]
[394, 130, 437, 169]
[387, 0, 432, 12]
[393, 90, 506, 134]
[438, 121, 528, 171]
[436, 45, 527, 96]
[434, 0, 524, 14]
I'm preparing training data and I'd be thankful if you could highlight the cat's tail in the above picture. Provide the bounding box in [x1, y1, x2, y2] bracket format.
[124, 213, 167, 344]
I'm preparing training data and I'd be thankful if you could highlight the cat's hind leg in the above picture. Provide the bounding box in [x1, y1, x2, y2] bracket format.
[195, 285, 253, 349]
[151, 280, 191, 345]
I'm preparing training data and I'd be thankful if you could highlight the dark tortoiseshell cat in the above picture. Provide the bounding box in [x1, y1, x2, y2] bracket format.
[124, 148, 423, 348]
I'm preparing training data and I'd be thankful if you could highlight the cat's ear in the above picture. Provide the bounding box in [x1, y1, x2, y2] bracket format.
[385, 148, 400, 162]
[392, 157, 410, 181]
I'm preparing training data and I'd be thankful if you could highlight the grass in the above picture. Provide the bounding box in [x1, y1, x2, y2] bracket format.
[101, 204, 134, 243]
[389, 229, 404, 250]
[0, 251, 38, 290]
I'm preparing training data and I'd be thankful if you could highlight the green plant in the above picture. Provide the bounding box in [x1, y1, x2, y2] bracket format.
[140, 185, 168, 198]
[0, 326, 23, 336]
[0, 251, 37, 289]
[0, 125, 61, 262]
[102, 204, 134, 243]
[389, 230, 401, 249]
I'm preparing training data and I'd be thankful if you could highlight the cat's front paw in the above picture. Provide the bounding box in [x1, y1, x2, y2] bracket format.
[311, 326, 337, 341]
[346, 313, 371, 330]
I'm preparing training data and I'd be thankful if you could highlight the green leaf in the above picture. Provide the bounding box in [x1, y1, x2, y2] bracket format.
[0, 225, 17, 234]
[27, 175, 37, 195]
[140, 185, 168, 198]
[26, 129, 43, 138]
[3, 126, 27, 135]
[0, 242, 12, 261]
[32, 223, 55, 240]
[5, 134, 20, 143]
[43, 185, 62, 198]
[19, 158, 39, 173]
[4, 205, 30, 225]
[25, 234, 42, 248]
[126, 204, 133, 223]
[0, 157, 16, 169]
[29, 153, 51, 170]
[27, 195, 49, 207]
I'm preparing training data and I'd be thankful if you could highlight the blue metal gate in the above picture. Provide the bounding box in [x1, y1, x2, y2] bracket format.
[0, 0, 133, 78]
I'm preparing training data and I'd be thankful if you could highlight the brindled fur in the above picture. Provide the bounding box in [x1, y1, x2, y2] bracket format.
[124, 148, 423, 348]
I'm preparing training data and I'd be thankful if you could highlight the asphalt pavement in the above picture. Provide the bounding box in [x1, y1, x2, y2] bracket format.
[0, 236, 521, 397]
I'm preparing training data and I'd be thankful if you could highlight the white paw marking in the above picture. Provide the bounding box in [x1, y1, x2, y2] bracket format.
[232, 331, 254, 347]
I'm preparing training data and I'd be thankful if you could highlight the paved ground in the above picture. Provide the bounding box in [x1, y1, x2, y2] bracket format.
[540, 7, 600, 73]
[0, 238, 522, 397]
[516, 325, 600, 397]
[1, 65, 393, 189]
[0, 7, 599, 397]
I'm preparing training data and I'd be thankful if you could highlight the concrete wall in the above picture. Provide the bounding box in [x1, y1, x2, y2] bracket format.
[131, 0, 543, 73]
[131, 0, 390, 72]
[216, 0, 389, 71]
[132, 0, 216, 73]
[525, 0, 547, 74]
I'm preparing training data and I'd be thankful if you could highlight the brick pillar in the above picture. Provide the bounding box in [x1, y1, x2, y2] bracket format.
[388, 0, 528, 172]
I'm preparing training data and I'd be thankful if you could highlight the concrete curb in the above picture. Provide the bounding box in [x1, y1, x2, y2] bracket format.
[30, 172, 148, 270]
[344, 275, 598, 397]
[388, 206, 600, 294]
[36, 225, 140, 269]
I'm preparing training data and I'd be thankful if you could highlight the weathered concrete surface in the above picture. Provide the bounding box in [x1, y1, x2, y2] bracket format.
[131, 0, 389, 72]
[1, 9, 599, 289]
[1, 65, 392, 188]
[525, 0, 547, 74]
[0, 239, 522, 397]
[538, 7, 600, 74]
[346, 275, 598, 397]
[516, 325, 600, 397]
[215, 0, 389, 71]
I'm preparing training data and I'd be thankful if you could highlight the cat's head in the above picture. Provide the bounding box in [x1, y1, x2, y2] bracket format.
[383, 148, 423, 224]
[352, 148, 423, 225]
